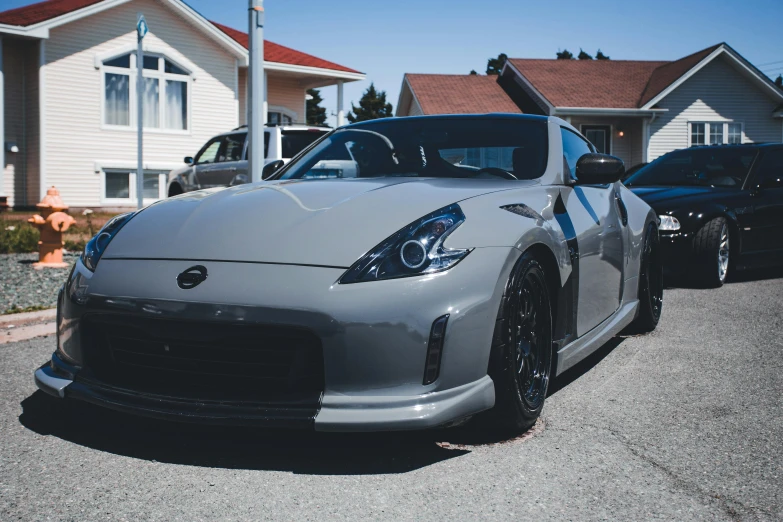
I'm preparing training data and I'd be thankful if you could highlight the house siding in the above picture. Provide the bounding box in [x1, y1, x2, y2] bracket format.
[569, 117, 644, 168]
[42, 0, 238, 207]
[648, 55, 782, 161]
[266, 74, 305, 123]
[407, 96, 423, 116]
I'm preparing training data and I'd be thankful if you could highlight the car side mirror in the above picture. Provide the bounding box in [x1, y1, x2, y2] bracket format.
[575, 153, 625, 185]
[184, 156, 194, 166]
[262, 160, 285, 180]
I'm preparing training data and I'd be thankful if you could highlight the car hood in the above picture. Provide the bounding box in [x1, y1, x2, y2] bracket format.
[628, 185, 736, 207]
[105, 178, 525, 267]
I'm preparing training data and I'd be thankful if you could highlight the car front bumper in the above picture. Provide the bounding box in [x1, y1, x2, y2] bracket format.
[659, 231, 693, 276]
[36, 247, 517, 431]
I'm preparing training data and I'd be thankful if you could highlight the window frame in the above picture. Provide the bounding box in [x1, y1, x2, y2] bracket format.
[100, 168, 168, 205]
[688, 121, 744, 147]
[100, 52, 192, 134]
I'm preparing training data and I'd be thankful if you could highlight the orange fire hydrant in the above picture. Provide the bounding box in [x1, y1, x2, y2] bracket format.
[28, 186, 76, 269]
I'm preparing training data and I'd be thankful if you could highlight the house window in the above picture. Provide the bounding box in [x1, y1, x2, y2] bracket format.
[269, 111, 293, 125]
[103, 170, 166, 202]
[690, 122, 743, 146]
[102, 53, 190, 130]
[709, 125, 723, 145]
[727, 123, 742, 144]
[691, 123, 705, 146]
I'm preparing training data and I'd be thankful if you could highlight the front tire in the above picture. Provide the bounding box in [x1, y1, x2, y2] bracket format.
[629, 222, 663, 333]
[690, 217, 730, 288]
[487, 251, 553, 435]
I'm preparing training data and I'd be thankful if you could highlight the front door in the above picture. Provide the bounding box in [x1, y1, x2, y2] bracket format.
[561, 127, 624, 337]
[582, 125, 611, 155]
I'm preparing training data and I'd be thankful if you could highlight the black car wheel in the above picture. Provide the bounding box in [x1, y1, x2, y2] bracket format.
[691, 217, 730, 288]
[629, 222, 663, 333]
[487, 251, 553, 435]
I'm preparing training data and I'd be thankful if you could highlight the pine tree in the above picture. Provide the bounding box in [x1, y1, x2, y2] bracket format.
[469, 69, 478, 75]
[775, 75, 783, 89]
[578, 48, 593, 60]
[346, 83, 393, 123]
[595, 49, 610, 60]
[486, 53, 508, 75]
[556, 49, 575, 60]
[306, 88, 328, 127]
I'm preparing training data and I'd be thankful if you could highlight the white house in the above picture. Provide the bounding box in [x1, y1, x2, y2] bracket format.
[0, 0, 365, 209]
[397, 43, 783, 169]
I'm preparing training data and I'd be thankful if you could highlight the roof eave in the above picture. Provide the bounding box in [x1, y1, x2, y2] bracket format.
[640, 44, 783, 110]
[553, 107, 669, 116]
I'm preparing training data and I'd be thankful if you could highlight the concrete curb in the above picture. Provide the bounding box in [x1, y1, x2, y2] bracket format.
[0, 322, 56, 345]
[0, 308, 56, 327]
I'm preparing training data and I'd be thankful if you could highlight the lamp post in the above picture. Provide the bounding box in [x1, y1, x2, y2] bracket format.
[136, 14, 148, 209]
[248, 0, 266, 182]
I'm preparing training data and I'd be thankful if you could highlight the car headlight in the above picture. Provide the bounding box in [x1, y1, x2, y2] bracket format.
[339, 204, 471, 284]
[81, 212, 136, 271]
[658, 214, 681, 231]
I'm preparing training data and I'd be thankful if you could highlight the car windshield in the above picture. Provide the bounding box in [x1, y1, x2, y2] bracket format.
[625, 148, 757, 188]
[276, 118, 549, 181]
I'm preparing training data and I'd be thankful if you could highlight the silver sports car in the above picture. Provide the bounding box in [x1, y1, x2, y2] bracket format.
[35, 115, 662, 434]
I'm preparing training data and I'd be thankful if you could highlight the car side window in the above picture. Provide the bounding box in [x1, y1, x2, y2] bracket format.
[754, 150, 783, 189]
[222, 133, 246, 162]
[194, 138, 222, 165]
[561, 127, 593, 179]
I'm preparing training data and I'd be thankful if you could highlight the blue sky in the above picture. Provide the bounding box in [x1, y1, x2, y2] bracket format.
[2, 0, 782, 127]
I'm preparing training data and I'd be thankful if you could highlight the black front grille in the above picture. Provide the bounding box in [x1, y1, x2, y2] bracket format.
[80, 314, 324, 404]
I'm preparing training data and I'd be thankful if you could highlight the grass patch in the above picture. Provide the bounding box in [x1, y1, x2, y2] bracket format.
[0, 223, 40, 253]
[3, 304, 52, 315]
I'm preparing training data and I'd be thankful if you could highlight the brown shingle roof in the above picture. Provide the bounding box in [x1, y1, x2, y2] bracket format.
[405, 74, 522, 114]
[638, 44, 722, 106]
[507, 58, 667, 108]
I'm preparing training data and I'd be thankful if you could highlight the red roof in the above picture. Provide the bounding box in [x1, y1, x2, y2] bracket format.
[638, 44, 722, 106]
[0, 0, 102, 26]
[0, 1, 361, 74]
[405, 74, 522, 115]
[211, 21, 361, 74]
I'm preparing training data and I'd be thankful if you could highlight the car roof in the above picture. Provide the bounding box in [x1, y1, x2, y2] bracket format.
[343, 113, 549, 130]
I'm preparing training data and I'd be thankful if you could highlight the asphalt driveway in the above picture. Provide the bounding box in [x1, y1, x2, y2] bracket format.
[1, 271, 781, 520]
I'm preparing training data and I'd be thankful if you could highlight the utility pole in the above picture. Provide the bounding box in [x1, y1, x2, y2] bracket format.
[248, 0, 265, 182]
[136, 14, 148, 209]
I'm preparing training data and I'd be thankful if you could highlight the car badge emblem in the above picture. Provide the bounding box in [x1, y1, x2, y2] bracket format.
[177, 265, 208, 289]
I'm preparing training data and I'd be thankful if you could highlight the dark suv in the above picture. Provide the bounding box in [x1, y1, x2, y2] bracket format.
[625, 143, 783, 287]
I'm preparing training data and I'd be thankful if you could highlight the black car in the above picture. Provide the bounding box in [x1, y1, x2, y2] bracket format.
[625, 144, 783, 287]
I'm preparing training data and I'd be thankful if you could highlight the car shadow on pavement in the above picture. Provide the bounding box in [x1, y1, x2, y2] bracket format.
[548, 336, 625, 396]
[19, 391, 468, 475]
[728, 266, 783, 284]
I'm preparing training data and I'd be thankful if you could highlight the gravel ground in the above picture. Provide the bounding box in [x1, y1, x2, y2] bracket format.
[0, 273, 781, 520]
[0, 253, 77, 314]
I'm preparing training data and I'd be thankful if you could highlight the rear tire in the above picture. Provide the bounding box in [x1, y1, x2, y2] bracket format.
[486, 251, 553, 435]
[628, 222, 663, 334]
[168, 184, 183, 197]
[690, 217, 730, 288]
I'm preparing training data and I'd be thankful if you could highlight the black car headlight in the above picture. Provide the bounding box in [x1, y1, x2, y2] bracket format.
[81, 212, 136, 271]
[339, 204, 471, 284]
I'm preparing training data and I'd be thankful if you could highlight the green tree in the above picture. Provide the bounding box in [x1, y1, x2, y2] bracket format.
[306, 88, 328, 127]
[596, 49, 610, 60]
[556, 49, 575, 60]
[578, 48, 593, 60]
[469, 69, 478, 75]
[775, 75, 783, 89]
[486, 53, 508, 75]
[346, 83, 393, 123]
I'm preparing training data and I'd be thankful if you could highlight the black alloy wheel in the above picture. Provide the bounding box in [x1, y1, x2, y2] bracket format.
[487, 251, 553, 434]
